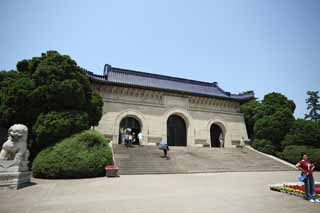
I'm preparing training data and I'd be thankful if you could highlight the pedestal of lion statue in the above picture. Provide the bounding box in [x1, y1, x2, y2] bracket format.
[0, 124, 32, 189]
[0, 160, 32, 189]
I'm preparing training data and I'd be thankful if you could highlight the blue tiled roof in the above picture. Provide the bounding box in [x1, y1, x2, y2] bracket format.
[86, 64, 254, 102]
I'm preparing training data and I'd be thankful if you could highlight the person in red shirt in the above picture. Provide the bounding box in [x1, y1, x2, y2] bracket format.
[296, 153, 319, 202]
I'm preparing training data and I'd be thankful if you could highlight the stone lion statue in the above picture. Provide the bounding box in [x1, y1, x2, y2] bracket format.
[0, 124, 29, 161]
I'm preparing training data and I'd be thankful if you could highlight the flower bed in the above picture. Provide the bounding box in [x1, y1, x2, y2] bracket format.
[270, 182, 320, 199]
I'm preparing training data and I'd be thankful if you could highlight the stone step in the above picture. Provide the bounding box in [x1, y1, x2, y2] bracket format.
[112, 144, 294, 175]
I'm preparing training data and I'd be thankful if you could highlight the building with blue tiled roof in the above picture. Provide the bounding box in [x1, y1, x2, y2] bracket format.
[86, 64, 254, 148]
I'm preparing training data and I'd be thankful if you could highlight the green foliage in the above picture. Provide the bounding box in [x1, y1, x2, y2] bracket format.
[260, 92, 296, 116]
[0, 76, 36, 128]
[241, 92, 297, 156]
[0, 70, 19, 90]
[32, 111, 90, 150]
[254, 108, 294, 148]
[279, 145, 310, 164]
[0, 50, 103, 158]
[0, 127, 7, 150]
[305, 91, 320, 122]
[252, 139, 276, 155]
[281, 119, 320, 148]
[87, 92, 104, 126]
[32, 130, 113, 179]
[31, 79, 86, 111]
[238, 91, 320, 169]
[240, 99, 260, 139]
[280, 145, 320, 169]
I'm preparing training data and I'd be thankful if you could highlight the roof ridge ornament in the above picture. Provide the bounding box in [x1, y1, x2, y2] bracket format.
[104, 64, 112, 76]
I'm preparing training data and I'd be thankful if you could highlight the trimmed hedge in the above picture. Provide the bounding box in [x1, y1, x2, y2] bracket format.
[32, 130, 113, 179]
[252, 139, 276, 155]
[279, 145, 320, 170]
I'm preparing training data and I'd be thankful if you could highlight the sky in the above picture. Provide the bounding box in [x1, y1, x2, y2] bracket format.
[0, 0, 319, 118]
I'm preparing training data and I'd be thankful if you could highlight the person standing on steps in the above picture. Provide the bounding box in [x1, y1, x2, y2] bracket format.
[137, 132, 143, 146]
[296, 153, 320, 203]
[124, 130, 129, 148]
[120, 128, 125, 145]
[159, 138, 169, 159]
[132, 132, 136, 145]
[128, 132, 133, 147]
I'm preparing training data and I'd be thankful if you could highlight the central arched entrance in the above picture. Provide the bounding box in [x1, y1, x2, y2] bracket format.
[210, 124, 224, 147]
[119, 117, 141, 144]
[167, 114, 186, 146]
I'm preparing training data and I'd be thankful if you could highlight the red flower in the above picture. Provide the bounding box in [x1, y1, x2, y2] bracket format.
[287, 184, 304, 191]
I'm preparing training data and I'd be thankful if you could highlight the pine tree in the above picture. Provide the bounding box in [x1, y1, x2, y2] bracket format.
[305, 91, 320, 122]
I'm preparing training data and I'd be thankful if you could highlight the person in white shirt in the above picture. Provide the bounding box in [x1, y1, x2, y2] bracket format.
[137, 132, 143, 146]
[159, 138, 169, 159]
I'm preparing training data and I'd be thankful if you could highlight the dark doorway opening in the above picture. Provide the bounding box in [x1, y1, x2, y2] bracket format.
[210, 124, 223, 147]
[119, 117, 141, 145]
[167, 115, 187, 146]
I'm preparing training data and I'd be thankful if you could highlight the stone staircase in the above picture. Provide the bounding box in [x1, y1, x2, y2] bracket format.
[112, 144, 295, 175]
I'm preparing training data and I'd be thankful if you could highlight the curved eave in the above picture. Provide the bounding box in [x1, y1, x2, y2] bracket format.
[88, 75, 255, 103]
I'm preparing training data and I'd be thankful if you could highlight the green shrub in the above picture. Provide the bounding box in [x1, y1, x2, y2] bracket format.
[279, 145, 320, 169]
[309, 149, 320, 170]
[32, 130, 113, 179]
[252, 139, 276, 155]
[281, 119, 320, 148]
[280, 145, 311, 164]
[33, 111, 90, 150]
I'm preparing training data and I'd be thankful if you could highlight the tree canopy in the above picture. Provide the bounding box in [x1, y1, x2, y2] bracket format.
[305, 90, 320, 122]
[281, 119, 320, 148]
[240, 92, 295, 145]
[0, 50, 103, 156]
[240, 99, 260, 140]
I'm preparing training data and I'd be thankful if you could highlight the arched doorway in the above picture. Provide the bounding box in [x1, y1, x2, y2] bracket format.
[167, 115, 187, 146]
[119, 117, 141, 144]
[210, 124, 224, 147]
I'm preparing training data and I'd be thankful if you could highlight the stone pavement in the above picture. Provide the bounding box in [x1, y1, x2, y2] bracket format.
[0, 171, 319, 213]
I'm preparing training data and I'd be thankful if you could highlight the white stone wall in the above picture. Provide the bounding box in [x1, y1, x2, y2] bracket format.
[94, 84, 249, 148]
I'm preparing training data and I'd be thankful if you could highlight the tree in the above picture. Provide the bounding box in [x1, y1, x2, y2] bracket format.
[252, 139, 276, 155]
[281, 119, 320, 148]
[305, 91, 320, 122]
[254, 108, 294, 148]
[0, 75, 36, 128]
[257, 92, 295, 119]
[86, 92, 103, 127]
[241, 92, 295, 145]
[240, 99, 260, 140]
[0, 50, 103, 157]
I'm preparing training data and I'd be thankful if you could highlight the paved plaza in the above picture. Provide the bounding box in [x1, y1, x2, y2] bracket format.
[0, 171, 319, 213]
